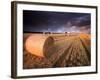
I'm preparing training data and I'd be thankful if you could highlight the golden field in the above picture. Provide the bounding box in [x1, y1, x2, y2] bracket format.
[23, 33, 91, 69]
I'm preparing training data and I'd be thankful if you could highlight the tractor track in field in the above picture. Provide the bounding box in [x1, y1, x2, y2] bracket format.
[79, 37, 91, 65]
[50, 36, 90, 67]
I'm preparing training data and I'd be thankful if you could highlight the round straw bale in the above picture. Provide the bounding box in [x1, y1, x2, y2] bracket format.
[25, 34, 54, 57]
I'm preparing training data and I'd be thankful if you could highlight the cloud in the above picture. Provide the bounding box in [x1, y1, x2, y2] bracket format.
[71, 15, 91, 27]
[79, 25, 91, 34]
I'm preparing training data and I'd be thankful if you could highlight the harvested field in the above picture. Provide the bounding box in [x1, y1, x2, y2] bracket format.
[23, 33, 91, 69]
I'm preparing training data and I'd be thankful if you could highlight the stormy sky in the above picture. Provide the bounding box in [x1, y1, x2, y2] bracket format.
[23, 10, 91, 34]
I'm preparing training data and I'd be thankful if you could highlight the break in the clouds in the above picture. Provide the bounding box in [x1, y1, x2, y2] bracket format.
[23, 10, 91, 34]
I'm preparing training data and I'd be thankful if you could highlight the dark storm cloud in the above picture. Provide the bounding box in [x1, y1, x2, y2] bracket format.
[71, 15, 91, 26]
[23, 10, 91, 33]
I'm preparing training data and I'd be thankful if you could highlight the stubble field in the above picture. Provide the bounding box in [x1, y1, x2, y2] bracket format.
[23, 33, 91, 69]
